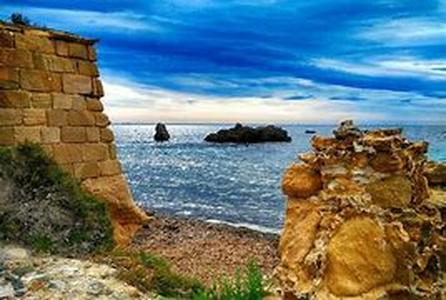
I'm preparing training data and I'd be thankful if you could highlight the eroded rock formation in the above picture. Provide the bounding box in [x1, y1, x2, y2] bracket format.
[276, 120, 445, 299]
[0, 21, 149, 245]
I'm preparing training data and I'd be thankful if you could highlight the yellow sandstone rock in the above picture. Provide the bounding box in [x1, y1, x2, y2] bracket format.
[282, 164, 322, 199]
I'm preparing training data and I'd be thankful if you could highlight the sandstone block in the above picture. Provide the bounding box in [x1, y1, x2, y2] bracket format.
[282, 164, 322, 199]
[23, 109, 46, 126]
[0, 48, 33, 68]
[77, 60, 99, 76]
[0, 30, 14, 47]
[15, 32, 55, 54]
[59, 163, 75, 176]
[61, 127, 86, 143]
[41, 127, 60, 144]
[31, 93, 52, 108]
[0, 127, 15, 145]
[87, 45, 97, 61]
[15, 126, 42, 143]
[68, 43, 88, 59]
[72, 95, 86, 111]
[52, 93, 73, 109]
[86, 127, 100, 142]
[40, 145, 53, 158]
[74, 162, 100, 179]
[99, 160, 122, 176]
[62, 74, 92, 95]
[95, 112, 110, 127]
[0, 91, 31, 108]
[82, 143, 109, 162]
[109, 144, 117, 159]
[20, 70, 61, 92]
[366, 176, 412, 208]
[370, 152, 404, 173]
[92, 78, 104, 97]
[326, 217, 396, 297]
[81, 174, 150, 245]
[47, 110, 67, 127]
[55, 41, 69, 56]
[100, 128, 114, 142]
[67, 111, 95, 126]
[0, 67, 19, 89]
[53, 144, 83, 163]
[33, 53, 76, 73]
[86, 98, 103, 112]
[0, 109, 22, 126]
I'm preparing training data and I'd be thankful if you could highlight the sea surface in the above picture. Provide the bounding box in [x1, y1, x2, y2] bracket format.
[114, 124, 446, 233]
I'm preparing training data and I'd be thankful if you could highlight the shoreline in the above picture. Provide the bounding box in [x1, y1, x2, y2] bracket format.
[132, 211, 280, 284]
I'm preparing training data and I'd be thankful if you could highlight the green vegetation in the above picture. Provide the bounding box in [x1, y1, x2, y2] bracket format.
[194, 260, 269, 300]
[102, 250, 269, 300]
[10, 13, 31, 26]
[0, 143, 113, 255]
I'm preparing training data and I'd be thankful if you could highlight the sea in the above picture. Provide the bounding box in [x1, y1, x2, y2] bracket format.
[114, 124, 446, 234]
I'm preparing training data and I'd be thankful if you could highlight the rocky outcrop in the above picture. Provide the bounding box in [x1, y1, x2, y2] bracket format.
[154, 123, 170, 142]
[276, 121, 445, 299]
[0, 22, 149, 245]
[425, 161, 446, 186]
[204, 123, 291, 144]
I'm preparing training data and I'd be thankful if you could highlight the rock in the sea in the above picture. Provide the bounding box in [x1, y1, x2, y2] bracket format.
[204, 123, 291, 143]
[276, 120, 445, 299]
[425, 161, 446, 186]
[154, 123, 170, 142]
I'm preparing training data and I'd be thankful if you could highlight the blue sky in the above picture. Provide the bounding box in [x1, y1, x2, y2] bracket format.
[2, 0, 446, 123]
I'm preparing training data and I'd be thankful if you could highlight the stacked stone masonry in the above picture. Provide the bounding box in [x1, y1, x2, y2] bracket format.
[0, 22, 149, 245]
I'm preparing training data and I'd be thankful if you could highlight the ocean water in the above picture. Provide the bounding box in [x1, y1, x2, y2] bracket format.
[114, 124, 446, 233]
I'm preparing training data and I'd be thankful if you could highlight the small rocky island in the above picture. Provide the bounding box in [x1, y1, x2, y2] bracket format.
[204, 123, 291, 144]
[154, 123, 170, 142]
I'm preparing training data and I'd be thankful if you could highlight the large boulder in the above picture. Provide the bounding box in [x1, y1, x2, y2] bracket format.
[154, 123, 170, 142]
[425, 161, 446, 186]
[276, 121, 445, 299]
[204, 123, 291, 143]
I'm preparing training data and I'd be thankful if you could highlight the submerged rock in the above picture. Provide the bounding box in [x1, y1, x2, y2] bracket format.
[154, 123, 170, 142]
[276, 120, 445, 299]
[204, 123, 291, 143]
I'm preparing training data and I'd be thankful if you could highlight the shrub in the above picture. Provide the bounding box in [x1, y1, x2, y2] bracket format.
[10, 13, 31, 26]
[0, 143, 113, 255]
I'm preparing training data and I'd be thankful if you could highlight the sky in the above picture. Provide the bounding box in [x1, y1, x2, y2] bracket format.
[2, 0, 446, 124]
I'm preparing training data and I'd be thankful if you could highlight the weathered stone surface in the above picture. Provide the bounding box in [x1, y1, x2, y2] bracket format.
[0, 127, 15, 145]
[52, 93, 73, 109]
[94, 112, 110, 127]
[61, 127, 86, 143]
[41, 127, 60, 144]
[77, 60, 99, 76]
[282, 164, 322, 199]
[68, 43, 88, 59]
[100, 128, 114, 142]
[23, 109, 46, 126]
[154, 123, 170, 142]
[62, 74, 92, 95]
[20, 70, 61, 92]
[0, 30, 14, 47]
[71, 95, 86, 111]
[67, 111, 95, 126]
[87, 45, 97, 61]
[53, 144, 83, 163]
[74, 162, 100, 179]
[0, 48, 33, 68]
[425, 162, 446, 186]
[276, 121, 445, 299]
[92, 78, 104, 97]
[33, 53, 76, 73]
[55, 40, 69, 56]
[81, 175, 151, 245]
[47, 110, 67, 126]
[15, 32, 55, 54]
[15, 127, 42, 143]
[86, 127, 100, 142]
[366, 176, 412, 208]
[326, 217, 396, 296]
[0, 91, 30, 108]
[99, 160, 122, 176]
[0, 109, 21, 126]
[0, 67, 19, 90]
[86, 98, 103, 112]
[82, 143, 108, 162]
[31, 93, 52, 108]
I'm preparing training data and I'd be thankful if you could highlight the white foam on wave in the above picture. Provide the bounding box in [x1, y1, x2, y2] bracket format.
[205, 219, 281, 235]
